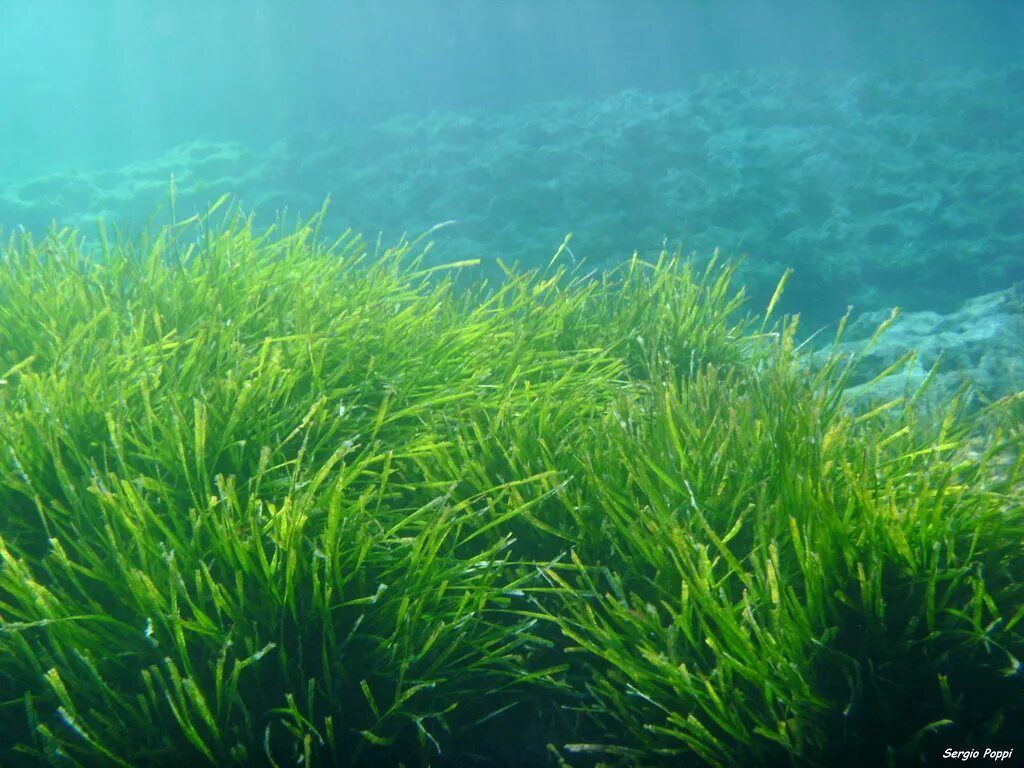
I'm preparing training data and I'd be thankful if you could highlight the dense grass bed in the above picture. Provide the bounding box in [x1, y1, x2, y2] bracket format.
[0, 205, 1021, 767]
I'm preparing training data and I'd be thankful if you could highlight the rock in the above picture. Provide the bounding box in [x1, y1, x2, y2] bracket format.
[831, 284, 1024, 406]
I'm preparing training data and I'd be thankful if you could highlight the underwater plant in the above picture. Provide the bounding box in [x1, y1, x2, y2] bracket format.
[0, 203, 1019, 766]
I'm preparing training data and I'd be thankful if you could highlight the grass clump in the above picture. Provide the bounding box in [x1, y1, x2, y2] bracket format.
[0, 204, 1020, 767]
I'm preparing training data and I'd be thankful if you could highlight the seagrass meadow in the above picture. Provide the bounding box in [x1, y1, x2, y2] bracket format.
[0, 204, 1021, 767]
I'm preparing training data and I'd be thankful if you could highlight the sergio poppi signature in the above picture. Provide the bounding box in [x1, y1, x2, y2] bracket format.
[943, 748, 1015, 762]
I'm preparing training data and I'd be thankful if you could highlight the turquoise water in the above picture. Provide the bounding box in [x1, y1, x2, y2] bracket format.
[1, 0, 1022, 390]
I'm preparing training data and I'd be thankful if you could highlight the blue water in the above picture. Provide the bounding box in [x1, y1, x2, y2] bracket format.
[2, 0, 1022, 369]
[2, 1, 1020, 176]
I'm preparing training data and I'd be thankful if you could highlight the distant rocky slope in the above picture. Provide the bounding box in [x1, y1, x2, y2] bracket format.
[2, 67, 1022, 379]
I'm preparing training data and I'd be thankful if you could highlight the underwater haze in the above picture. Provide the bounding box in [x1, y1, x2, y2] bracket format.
[3, 1, 1023, 173]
